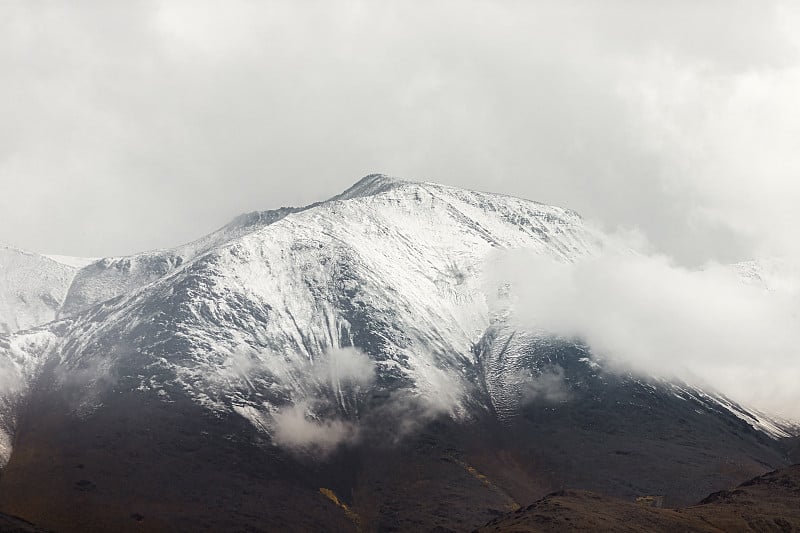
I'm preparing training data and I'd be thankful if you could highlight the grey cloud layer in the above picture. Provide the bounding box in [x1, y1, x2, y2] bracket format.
[2, 1, 800, 264]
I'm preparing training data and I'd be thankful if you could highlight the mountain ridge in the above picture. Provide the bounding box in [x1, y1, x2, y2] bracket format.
[0, 175, 798, 531]
[1, 177, 796, 440]
[0, 175, 601, 463]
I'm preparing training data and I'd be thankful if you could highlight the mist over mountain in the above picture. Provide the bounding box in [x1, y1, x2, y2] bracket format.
[0, 176, 798, 531]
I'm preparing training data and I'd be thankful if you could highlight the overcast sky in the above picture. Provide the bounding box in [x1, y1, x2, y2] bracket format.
[2, 1, 800, 264]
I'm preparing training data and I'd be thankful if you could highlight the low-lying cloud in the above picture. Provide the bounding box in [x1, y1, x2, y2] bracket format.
[263, 346, 472, 456]
[270, 400, 359, 456]
[486, 248, 800, 419]
[311, 346, 376, 388]
[266, 346, 375, 456]
[520, 365, 571, 404]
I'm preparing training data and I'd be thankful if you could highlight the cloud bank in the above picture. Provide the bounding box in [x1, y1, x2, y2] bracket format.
[520, 365, 571, 404]
[3, 1, 800, 267]
[486, 248, 800, 419]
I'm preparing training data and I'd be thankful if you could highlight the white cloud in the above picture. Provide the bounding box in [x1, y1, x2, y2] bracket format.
[485, 247, 800, 419]
[521, 365, 571, 404]
[249, 347, 375, 456]
[270, 400, 359, 456]
[312, 346, 375, 387]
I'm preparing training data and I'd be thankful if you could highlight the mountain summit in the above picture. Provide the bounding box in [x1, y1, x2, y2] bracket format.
[0, 176, 796, 531]
[0, 174, 600, 448]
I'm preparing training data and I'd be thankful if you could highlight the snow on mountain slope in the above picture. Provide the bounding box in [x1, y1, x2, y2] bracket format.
[0, 245, 78, 335]
[0, 329, 58, 464]
[57, 175, 592, 321]
[4, 213, 291, 329]
[58, 206, 304, 317]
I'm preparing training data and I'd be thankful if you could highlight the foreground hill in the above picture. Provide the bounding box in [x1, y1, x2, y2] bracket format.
[478, 464, 800, 532]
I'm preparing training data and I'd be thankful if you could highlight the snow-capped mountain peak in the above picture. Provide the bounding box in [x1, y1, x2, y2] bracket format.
[331, 173, 405, 200]
[0, 177, 605, 460]
[0, 176, 795, 471]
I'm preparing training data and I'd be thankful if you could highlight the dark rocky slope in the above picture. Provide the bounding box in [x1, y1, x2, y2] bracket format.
[478, 464, 800, 532]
